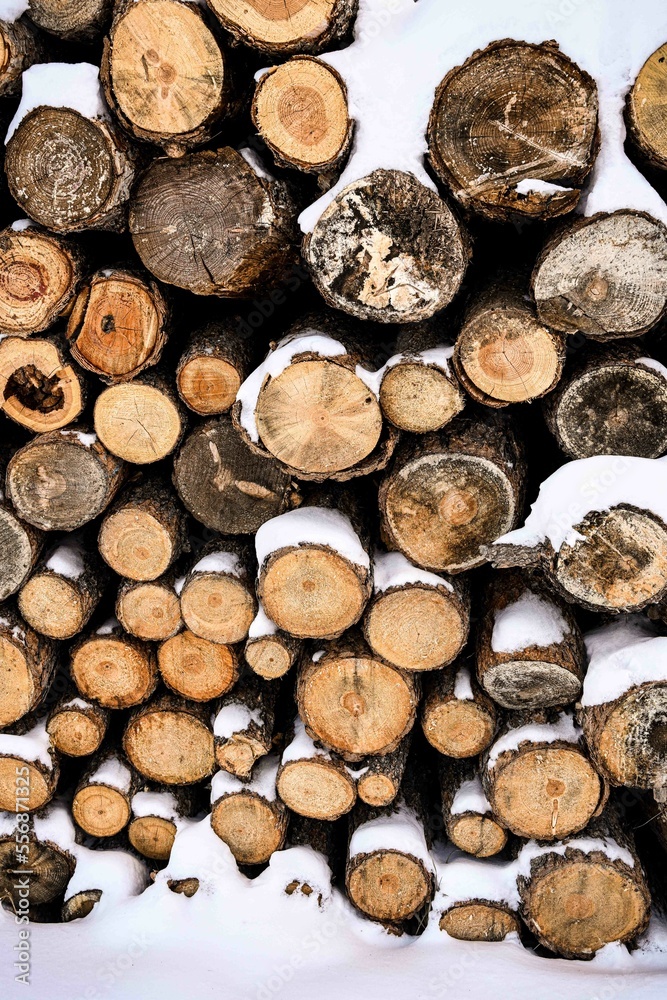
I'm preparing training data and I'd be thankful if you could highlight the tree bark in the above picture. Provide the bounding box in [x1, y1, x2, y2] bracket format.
[94, 369, 186, 465]
[213, 674, 277, 779]
[71, 750, 136, 838]
[0, 604, 57, 728]
[180, 540, 256, 645]
[70, 618, 158, 710]
[207, 0, 357, 57]
[421, 661, 498, 759]
[26, 0, 113, 40]
[276, 716, 357, 820]
[0, 335, 87, 433]
[427, 39, 598, 222]
[46, 690, 109, 758]
[0, 715, 59, 812]
[158, 629, 238, 702]
[0, 15, 46, 97]
[440, 759, 507, 858]
[115, 574, 183, 641]
[0, 489, 43, 602]
[123, 693, 216, 785]
[626, 41, 667, 173]
[210, 754, 288, 865]
[0, 809, 75, 907]
[176, 321, 249, 417]
[0, 225, 82, 337]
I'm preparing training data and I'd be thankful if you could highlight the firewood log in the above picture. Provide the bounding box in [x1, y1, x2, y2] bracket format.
[101, 0, 232, 155]
[421, 660, 497, 759]
[19, 534, 107, 639]
[94, 369, 186, 465]
[0, 715, 59, 812]
[0, 335, 86, 433]
[98, 478, 187, 582]
[516, 812, 651, 958]
[158, 629, 238, 702]
[440, 760, 507, 859]
[210, 754, 288, 865]
[0, 223, 82, 339]
[46, 690, 109, 758]
[129, 147, 297, 296]
[379, 410, 524, 573]
[244, 604, 301, 680]
[303, 169, 470, 323]
[252, 56, 352, 179]
[70, 617, 158, 709]
[276, 716, 357, 821]
[532, 210, 667, 339]
[363, 550, 469, 671]
[71, 749, 137, 838]
[356, 735, 411, 808]
[453, 271, 565, 407]
[0, 481, 42, 602]
[176, 321, 249, 417]
[482, 710, 606, 841]
[173, 414, 301, 535]
[296, 633, 419, 761]
[213, 675, 277, 779]
[179, 540, 256, 645]
[427, 40, 598, 222]
[627, 41, 667, 173]
[123, 693, 215, 785]
[206, 0, 357, 56]
[26, 0, 112, 40]
[543, 343, 667, 459]
[0, 803, 76, 908]
[127, 785, 197, 861]
[0, 605, 57, 728]
[0, 15, 46, 97]
[6, 428, 126, 531]
[476, 570, 584, 710]
[115, 574, 183, 641]
[433, 851, 519, 941]
[66, 266, 169, 383]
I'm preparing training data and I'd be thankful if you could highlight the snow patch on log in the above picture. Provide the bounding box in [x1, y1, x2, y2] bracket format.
[64, 847, 148, 908]
[450, 776, 491, 816]
[349, 802, 433, 869]
[96, 616, 120, 635]
[434, 851, 520, 908]
[132, 790, 182, 823]
[248, 603, 278, 638]
[582, 616, 667, 707]
[373, 549, 453, 594]
[491, 591, 569, 653]
[0, 1, 29, 21]
[89, 755, 132, 794]
[63, 697, 93, 710]
[516, 834, 635, 877]
[239, 146, 275, 182]
[211, 753, 280, 802]
[6, 63, 108, 143]
[638, 357, 667, 381]
[256, 508, 370, 570]
[66, 430, 98, 449]
[10, 218, 33, 231]
[281, 717, 330, 764]
[0, 717, 53, 768]
[453, 665, 474, 701]
[45, 537, 85, 580]
[213, 703, 263, 739]
[32, 799, 77, 849]
[160, 814, 245, 887]
[487, 711, 581, 767]
[191, 551, 243, 578]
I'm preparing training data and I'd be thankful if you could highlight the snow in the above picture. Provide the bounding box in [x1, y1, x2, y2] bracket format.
[434, 849, 520, 908]
[88, 755, 132, 794]
[639, 357, 667, 380]
[65, 429, 98, 449]
[6, 63, 108, 144]
[62, 697, 92, 710]
[45, 537, 85, 580]
[255, 507, 370, 571]
[190, 551, 242, 578]
[211, 753, 280, 803]
[0, 0, 28, 21]
[174, 575, 185, 596]
[349, 802, 434, 870]
[281, 717, 330, 764]
[297, 0, 667, 232]
[213, 703, 263, 739]
[9, 218, 33, 231]
[516, 834, 635, 878]
[96, 616, 120, 635]
[487, 711, 582, 767]
[491, 590, 569, 653]
[260, 844, 333, 905]
[248, 603, 278, 638]
[495, 455, 667, 551]
[311, 649, 325, 662]
[582, 616, 667, 706]
[239, 146, 275, 181]
[64, 847, 148, 909]
[515, 178, 572, 195]
[0, 717, 53, 768]
[373, 549, 453, 594]
[131, 790, 180, 822]
[32, 799, 77, 851]
[453, 664, 474, 701]
[450, 776, 491, 816]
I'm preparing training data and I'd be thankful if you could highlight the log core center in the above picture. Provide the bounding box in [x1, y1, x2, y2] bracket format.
[648, 721, 667, 754]
[582, 273, 609, 302]
[546, 778, 566, 797]
[341, 691, 366, 716]
[439, 488, 478, 526]
[2, 261, 47, 302]
[5, 365, 64, 412]
[564, 893, 596, 919]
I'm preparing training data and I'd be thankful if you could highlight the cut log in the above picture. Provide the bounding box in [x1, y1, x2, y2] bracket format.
[0, 804, 76, 908]
[453, 273, 565, 407]
[101, 0, 231, 155]
[345, 796, 434, 924]
[276, 716, 357, 820]
[581, 616, 667, 796]
[176, 322, 249, 417]
[207, 0, 357, 56]
[379, 410, 524, 573]
[180, 541, 256, 645]
[531, 211, 667, 338]
[129, 147, 297, 296]
[627, 42, 667, 172]
[6, 428, 125, 531]
[72, 750, 135, 838]
[46, 691, 109, 758]
[378, 328, 465, 434]
[0, 716, 58, 812]
[421, 662, 497, 759]
[256, 504, 371, 640]
[123, 693, 215, 785]
[213, 675, 277, 779]
[19, 534, 107, 639]
[0, 605, 57, 728]
[516, 814, 651, 958]
[0, 224, 82, 337]
[98, 478, 187, 582]
[427, 40, 599, 222]
[440, 760, 507, 858]
[66, 267, 169, 383]
[303, 169, 470, 323]
[483, 710, 605, 841]
[210, 754, 288, 865]
[356, 735, 411, 808]
[0, 490, 42, 602]
[94, 370, 185, 465]
[434, 853, 520, 941]
[128, 785, 197, 861]
[363, 550, 469, 671]
[25, 0, 112, 40]
[116, 575, 183, 641]
[244, 604, 301, 680]
[233, 323, 396, 481]
[543, 343, 667, 459]
[173, 414, 301, 535]
[0, 335, 86, 433]
[6, 104, 136, 233]
[296, 633, 419, 761]
[476, 571, 584, 710]
[157, 629, 238, 702]
[70, 618, 158, 709]
[61, 846, 149, 921]
[0, 16, 45, 97]
[252, 56, 352, 177]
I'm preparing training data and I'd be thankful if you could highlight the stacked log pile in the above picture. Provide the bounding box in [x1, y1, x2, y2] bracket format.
[1, 0, 667, 965]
